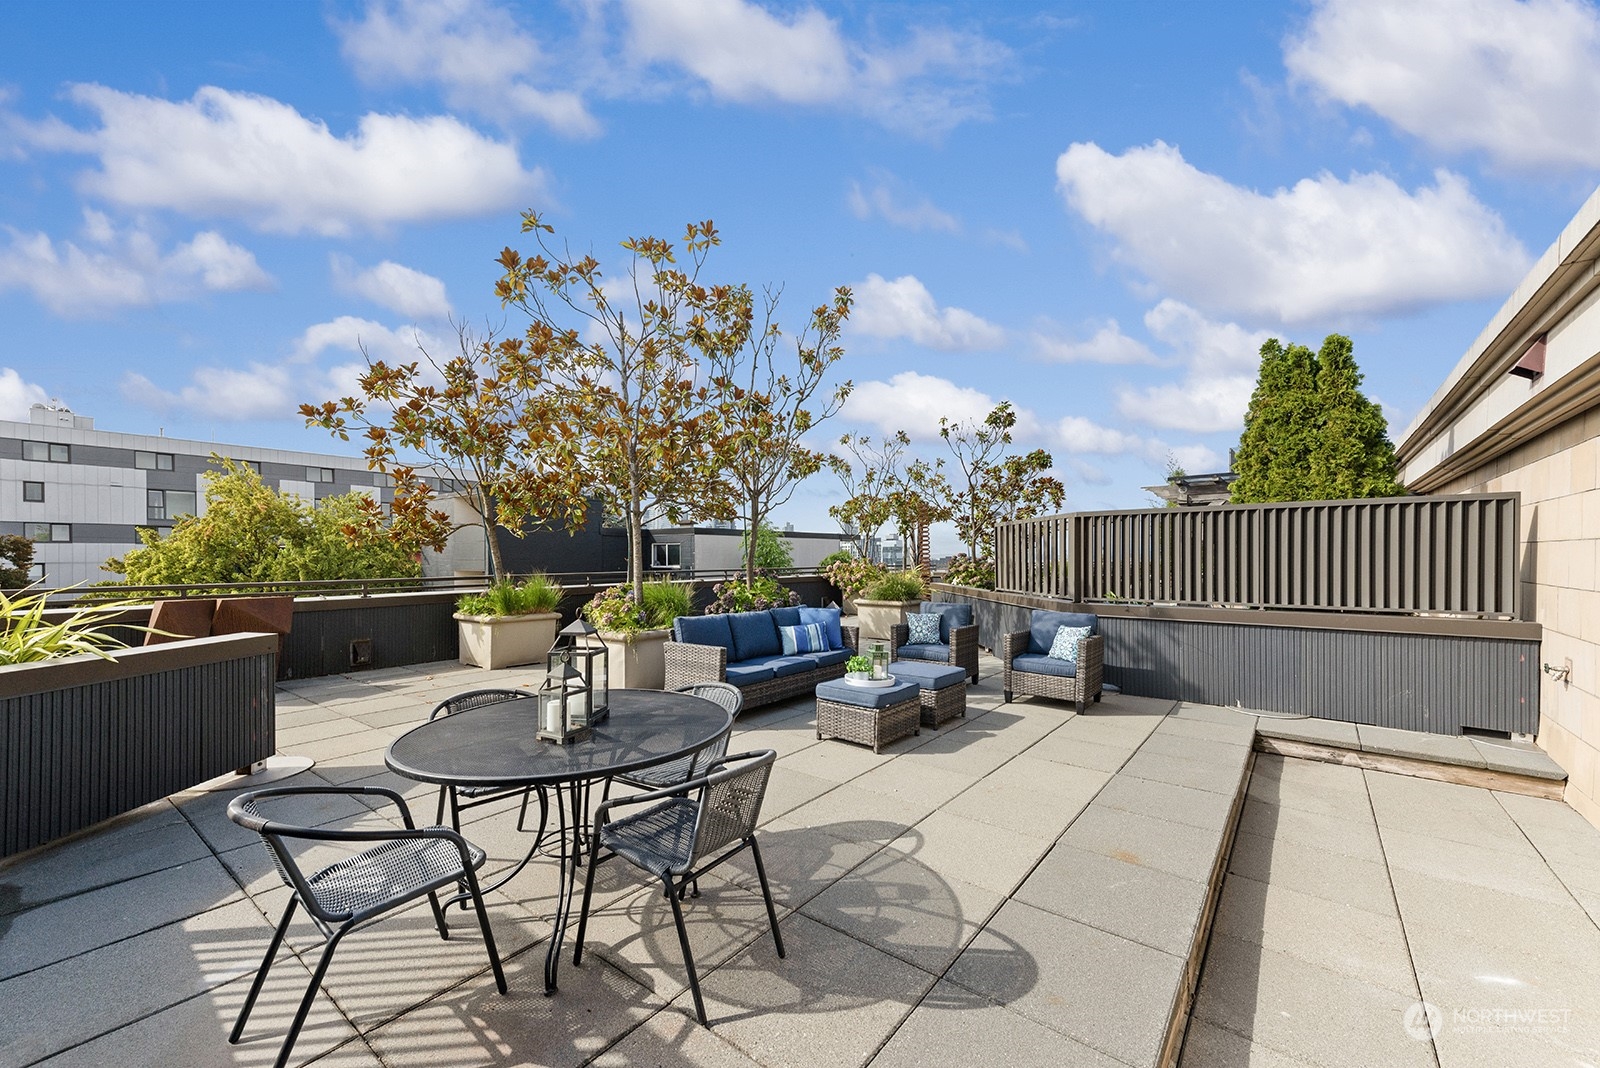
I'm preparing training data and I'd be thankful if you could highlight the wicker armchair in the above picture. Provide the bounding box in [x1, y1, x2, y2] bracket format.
[572, 750, 784, 1026]
[1002, 610, 1104, 712]
[889, 610, 979, 684]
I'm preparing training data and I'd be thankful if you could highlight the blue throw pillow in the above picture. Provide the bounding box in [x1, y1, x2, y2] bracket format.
[906, 613, 942, 645]
[798, 605, 844, 650]
[1047, 625, 1092, 663]
[780, 623, 826, 655]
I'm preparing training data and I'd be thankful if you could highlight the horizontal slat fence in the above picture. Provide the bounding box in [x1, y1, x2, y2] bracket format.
[997, 494, 1520, 618]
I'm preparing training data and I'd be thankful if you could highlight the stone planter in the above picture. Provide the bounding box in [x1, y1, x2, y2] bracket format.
[599, 628, 670, 690]
[855, 598, 919, 641]
[454, 611, 561, 670]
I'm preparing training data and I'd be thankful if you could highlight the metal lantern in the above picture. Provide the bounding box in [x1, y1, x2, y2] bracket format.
[549, 618, 609, 725]
[870, 643, 890, 680]
[536, 652, 592, 745]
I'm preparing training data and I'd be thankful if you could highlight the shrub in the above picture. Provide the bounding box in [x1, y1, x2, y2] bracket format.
[864, 569, 927, 602]
[640, 577, 694, 628]
[824, 555, 886, 600]
[0, 587, 145, 664]
[707, 572, 801, 614]
[456, 573, 563, 617]
[584, 578, 693, 635]
[943, 554, 995, 590]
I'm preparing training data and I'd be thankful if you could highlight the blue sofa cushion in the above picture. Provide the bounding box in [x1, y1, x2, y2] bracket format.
[889, 660, 965, 689]
[798, 605, 844, 650]
[724, 662, 776, 687]
[797, 647, 852, 668]
[1011, 652, 1077, 678]
[919, 602, 973, 644]
[728, 611, 782, 661]
[740, 654, 814, 679]
[898, 642, 951, 663]
[1028, 610, 1098, 656]
[815, 678, 920, 709]
[770, 606, 803, 628]
[674, 613, 735, 653]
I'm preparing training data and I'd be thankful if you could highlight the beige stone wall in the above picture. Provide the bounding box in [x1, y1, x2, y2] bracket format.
[1437, 408, 1600, 827]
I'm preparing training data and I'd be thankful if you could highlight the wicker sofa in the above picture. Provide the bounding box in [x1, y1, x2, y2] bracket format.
[1002, 609, 1104, 712]
[889, 601, 980, 683]
[664, 607, 857, 711]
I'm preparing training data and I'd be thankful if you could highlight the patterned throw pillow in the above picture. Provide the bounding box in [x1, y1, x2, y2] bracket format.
[780, 623, 827, 655]
[1047, 625, 1092, 663]
[906, 613, 943, 645]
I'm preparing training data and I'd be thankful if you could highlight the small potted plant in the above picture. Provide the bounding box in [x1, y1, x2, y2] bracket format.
[843, 651, 893, 688]
[454, 573, 564, 669]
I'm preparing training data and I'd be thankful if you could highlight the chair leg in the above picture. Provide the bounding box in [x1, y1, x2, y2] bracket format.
[666, 879, 708, 1026]
[571, 837, 604, 966]
[447, 787, 463, 833]
[1003, 690, 1012, 703]
[462, 866, 509, 994]
[426, 890, 450, 940]
[749, 838, 785, 959]
[230, 895, 298, 1043]
[273, 925, 347, 1068]
[435, 785, 448, 828]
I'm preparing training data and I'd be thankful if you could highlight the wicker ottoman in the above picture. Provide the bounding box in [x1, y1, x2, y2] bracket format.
[814, 678, 921, 753]
[889, 661, 968, 728]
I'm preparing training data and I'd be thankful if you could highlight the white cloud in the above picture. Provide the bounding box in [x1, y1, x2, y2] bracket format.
[122, 364, 296, 421]
[1054, 416, 1146, 455]
[841, 371, 1041, 442]
[331, 256, 452, 319]
[25, 84, 542, 237]
[0, 209, 271, 316]
[0, 369, 50, 420]
[293, 315, 447, 366]
[335, 0, 600, 137]
[847, 170, 960, 233]
[1167, 443, 1224, 473]
[1055, 140, 1529, 325]
[1286, 0, 1600, 170]
[851, 274, 1005, 351]
[620, 0, 1008, 137]
[1033, 320, 1159, 365]
[1113, 300, 1271, 433]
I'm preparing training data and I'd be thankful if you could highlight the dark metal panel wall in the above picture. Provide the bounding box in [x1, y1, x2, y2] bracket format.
[937, 591, 1539, 737]
[282, 600, 459, 679]
[1, 651, 275, 858]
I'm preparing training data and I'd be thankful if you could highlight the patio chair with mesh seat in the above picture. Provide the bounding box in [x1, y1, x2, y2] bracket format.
[612, 681, 741, 793]
[429, 688, 546, 835]
[226, 784, 508, 1068]
[571, 749, 784, 1026]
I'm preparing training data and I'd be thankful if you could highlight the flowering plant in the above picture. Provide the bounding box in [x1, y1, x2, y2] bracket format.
[707, 571, 800, 614]
[823, 556, 886, 600]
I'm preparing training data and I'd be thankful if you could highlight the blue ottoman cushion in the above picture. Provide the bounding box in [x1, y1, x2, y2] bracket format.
[815, 678, 919, 709]
[889, 661, 966, 689]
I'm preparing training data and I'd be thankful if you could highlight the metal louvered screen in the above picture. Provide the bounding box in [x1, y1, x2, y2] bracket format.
[996, 494, 1521, 619]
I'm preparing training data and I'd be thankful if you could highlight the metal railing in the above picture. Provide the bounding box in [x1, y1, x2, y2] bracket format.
[997, 493, 1521, 618]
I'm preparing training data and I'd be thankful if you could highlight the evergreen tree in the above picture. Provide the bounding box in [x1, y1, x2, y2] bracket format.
[1231, 334, 1402, 503]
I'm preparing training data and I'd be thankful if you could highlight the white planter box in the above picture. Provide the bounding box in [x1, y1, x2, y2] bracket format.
[855, 599, 918, 641]
[454, 611, 561, 670]
[600, 628, 670, 690]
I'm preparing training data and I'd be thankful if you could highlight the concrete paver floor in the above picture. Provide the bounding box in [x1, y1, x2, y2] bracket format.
[1181, 753, 1600, 1068]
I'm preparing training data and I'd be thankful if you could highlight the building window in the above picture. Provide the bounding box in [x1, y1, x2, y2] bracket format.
[306, 467, 334, 483]
[28, 523, 70, 543]
[372, 471, 394, 488]
[26, 563, 44, 583]
[22, 481, 43, 502]
[651, 542, 682, 568]
[147, 489, 197, 521]
[231, 458, 262, 475]
[22, 441, 69, 463]
[135, 450, 175, 471]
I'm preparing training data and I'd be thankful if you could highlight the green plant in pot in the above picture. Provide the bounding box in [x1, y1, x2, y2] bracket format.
[0, 586, 149, 665]
[581, 578, 692, 689]
[855, 569, 927, 643]
[454, 573, 565, 670]
[845, 654, 872, 678]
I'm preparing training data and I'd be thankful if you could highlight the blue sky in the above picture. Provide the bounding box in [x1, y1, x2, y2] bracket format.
[2, 0, 1597, 552]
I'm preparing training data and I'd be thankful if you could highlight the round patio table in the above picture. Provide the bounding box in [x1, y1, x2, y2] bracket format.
[385, 689, 732, 994]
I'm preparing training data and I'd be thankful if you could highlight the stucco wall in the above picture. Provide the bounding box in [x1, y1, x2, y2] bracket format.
[1435, 409, 1600, 826]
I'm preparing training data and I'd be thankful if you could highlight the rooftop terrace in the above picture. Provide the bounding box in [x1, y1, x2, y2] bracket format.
[3, 653, 1598, 1067]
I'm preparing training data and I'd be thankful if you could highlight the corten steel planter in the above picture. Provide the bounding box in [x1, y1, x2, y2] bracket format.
[599, 628, 669, 690]
[454, 611, 561, 670]
[0, 633, 278, 858]
[855, 598, 918, 642]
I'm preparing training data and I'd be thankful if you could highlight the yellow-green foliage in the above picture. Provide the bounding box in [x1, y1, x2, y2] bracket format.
[0, 587, 139, 664]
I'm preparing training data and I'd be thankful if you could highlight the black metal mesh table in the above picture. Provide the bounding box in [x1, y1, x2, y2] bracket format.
[385, 689, 732, 993]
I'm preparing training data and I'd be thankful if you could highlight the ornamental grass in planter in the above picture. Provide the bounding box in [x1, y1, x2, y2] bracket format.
[855, 569, 928, 641]
[582, 578, 692, 689]
[454, 574, 564, 670]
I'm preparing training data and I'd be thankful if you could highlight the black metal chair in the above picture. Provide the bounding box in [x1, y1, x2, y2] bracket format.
[226, 785, 507, 1068]
[613, 682, 742, 793]
[429, 688, 546, 835]
[572, 749, 783, 1026]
